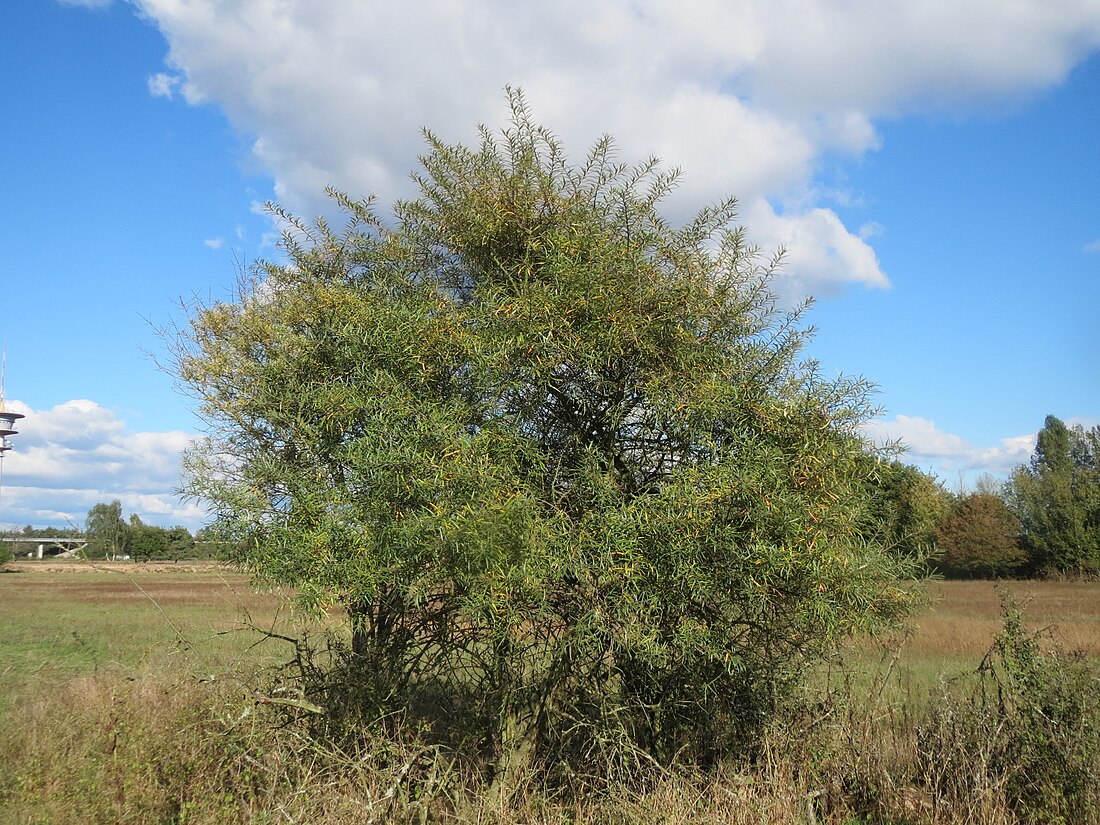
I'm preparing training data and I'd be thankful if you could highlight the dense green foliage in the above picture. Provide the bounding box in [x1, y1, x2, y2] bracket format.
[129, 515, 196, 561]
[933, 493, 1025, 578]
[863, 459, 952, 559]
[861, 415, 1100, 581]
[130, 515, 170, 560]
[1007, 415, 1100, 575]
[175, 94, 921, 781]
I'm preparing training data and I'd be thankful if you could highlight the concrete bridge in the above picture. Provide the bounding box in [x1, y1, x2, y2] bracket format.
[5, 536, 88, 559]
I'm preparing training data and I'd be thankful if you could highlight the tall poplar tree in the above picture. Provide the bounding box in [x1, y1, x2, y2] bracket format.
[1009, 415, 1100, 574]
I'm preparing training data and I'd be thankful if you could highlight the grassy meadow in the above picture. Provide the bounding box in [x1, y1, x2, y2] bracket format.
[836, 579, 1100, 691]
[0, 563, 293, 717]
[1, 562, 1098, 823]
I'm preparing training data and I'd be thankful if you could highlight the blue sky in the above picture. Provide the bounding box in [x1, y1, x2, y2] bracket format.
[1, 0, 1097, 530]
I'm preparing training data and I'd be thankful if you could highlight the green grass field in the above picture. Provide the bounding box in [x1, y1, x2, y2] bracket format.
[1, 563, 1098, 824]
[0, 562, 295, 720]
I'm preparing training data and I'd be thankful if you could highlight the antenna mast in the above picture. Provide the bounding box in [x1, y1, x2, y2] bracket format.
[0, 348, 25, 539]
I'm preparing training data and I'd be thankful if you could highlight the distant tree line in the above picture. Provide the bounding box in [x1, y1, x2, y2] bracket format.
[9, 416, 1094, 576]
[15, 525, 83, 538]
[2, 524, 83, 561]
[78, 500, 235, 561]
[869, 415, 1100, 578]
[4, 415, 1094, 576]
[3, 506, 237, 564]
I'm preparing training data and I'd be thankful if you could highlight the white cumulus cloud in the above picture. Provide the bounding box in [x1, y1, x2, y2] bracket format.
[862, 415, 1036, 481]
[130, 0, 1100, 298]
[147, 71, 181, 99]
[0, 399, 199, 530]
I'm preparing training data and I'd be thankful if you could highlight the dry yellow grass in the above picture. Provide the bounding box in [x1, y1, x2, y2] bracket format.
[1, 563, 275, 610]
[1, 571, 1098, 824]
[904, 580, 1100, 659]
[2, 559, 231, 575]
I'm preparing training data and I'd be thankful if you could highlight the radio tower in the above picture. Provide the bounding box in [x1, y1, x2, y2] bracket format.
[0, 349, 25, 534]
